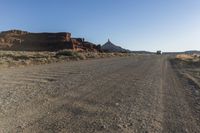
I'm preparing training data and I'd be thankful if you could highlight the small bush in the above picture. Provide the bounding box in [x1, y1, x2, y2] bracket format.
[56, 50, 75, 56]
[13, 55, 30, 60]
[56, 50, 86, 60]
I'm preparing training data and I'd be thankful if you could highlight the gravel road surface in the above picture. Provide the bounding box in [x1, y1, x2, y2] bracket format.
[0, 56, 199, 133]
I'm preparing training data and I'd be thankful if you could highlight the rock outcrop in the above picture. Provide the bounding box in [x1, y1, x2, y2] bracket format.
[102, 39, 129, 52]
[0, 30, 101, 51]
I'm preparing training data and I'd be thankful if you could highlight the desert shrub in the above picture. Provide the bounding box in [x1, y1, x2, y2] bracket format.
[56, 50, 75, 56]
[14, 55, 30, 60]
[76, 53, 86, 60]
[85, 52, 99, 58]
[170, 57, 200, 69]
[176, 54, 193, 60]
[56, 50, 86, 60]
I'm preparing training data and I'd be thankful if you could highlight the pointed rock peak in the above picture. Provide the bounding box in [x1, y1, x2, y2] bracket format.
[104, 39, 114, 46]
[107, 39, 114, 44]
[102, 39, 129, 52]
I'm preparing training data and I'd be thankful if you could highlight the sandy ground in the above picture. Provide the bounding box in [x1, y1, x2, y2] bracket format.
[0, 55, 199, 133]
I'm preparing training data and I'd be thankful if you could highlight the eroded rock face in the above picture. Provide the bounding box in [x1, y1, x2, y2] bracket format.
[102, 39, 128, 52]
[0, 30, 101, 51]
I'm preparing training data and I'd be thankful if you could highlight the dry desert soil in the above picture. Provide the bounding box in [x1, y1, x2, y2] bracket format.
[0, 55, 199, 133]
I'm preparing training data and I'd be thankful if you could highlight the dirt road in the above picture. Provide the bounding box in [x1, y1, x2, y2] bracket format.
[0, 56, 199, 133]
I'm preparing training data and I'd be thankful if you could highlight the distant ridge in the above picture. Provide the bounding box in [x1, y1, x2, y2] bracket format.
[163, 50, 200, 55]
[102, 39, 130, 52]
[184, 50, 200, 54]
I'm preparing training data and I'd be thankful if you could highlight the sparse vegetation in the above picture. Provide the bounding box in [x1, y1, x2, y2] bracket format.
[172, 54, 200, 68]
[0, 50, 133, 68]
[176, 54, 196, 60]
[56, 50, 78, 57]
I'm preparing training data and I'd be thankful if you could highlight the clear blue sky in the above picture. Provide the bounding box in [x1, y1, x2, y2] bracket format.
[0, 0, 200, 52]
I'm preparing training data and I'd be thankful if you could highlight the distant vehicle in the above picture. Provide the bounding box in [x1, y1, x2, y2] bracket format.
[156, 50, 162, 55]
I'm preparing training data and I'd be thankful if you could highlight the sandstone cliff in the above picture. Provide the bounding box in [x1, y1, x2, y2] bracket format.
[0, 30, 101, 52]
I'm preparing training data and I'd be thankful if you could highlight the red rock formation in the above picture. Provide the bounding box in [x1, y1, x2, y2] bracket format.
[0, 30, 101, 52]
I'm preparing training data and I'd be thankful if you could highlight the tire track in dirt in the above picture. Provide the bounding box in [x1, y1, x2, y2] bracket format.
[0, 56, 200, 132]
[162, 60, 200, 133]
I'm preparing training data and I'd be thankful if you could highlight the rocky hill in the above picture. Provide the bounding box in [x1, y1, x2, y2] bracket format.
[102, 39, 130, 52]
[0, 30, 101, 51]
